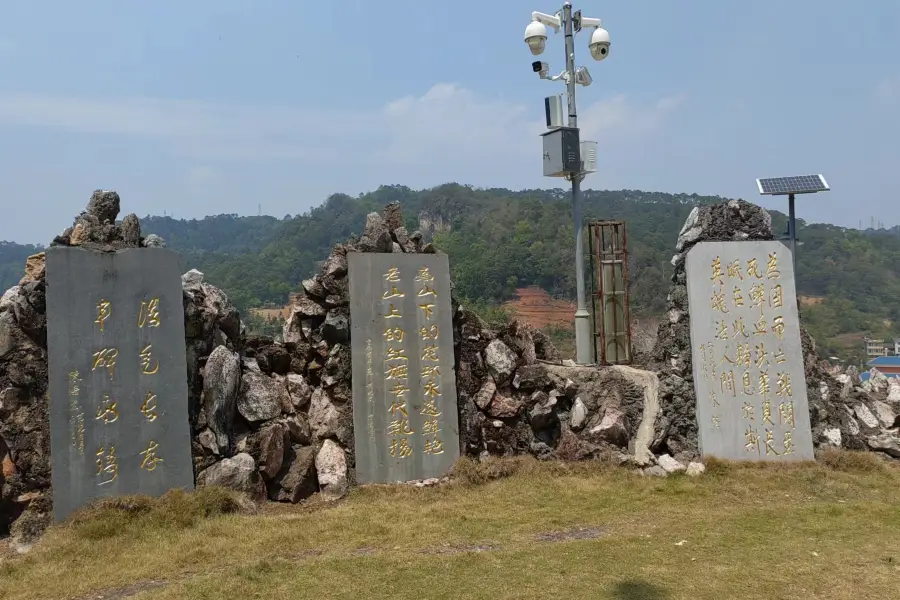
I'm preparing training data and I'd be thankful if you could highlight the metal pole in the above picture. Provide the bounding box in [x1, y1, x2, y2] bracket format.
[788, 193, 797, 270]
[562, 2, 593, 365]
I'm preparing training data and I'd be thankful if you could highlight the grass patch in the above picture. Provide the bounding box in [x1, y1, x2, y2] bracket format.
[1, 452, 899, 600]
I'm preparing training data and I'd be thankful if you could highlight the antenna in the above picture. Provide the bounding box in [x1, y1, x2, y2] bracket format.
[258, 203, 261, 216]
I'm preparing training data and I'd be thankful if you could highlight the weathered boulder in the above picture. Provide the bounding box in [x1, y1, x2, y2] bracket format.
[202, 346, 241, 453]
[485, 339, 518, 385]
[315, 439, 349, 500]
[197, 453, 266, 503]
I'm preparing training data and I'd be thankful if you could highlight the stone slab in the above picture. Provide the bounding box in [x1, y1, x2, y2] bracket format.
[45, 247, 194, 522]
[685, 241, 814, 461]
[348, 253, 460, 484]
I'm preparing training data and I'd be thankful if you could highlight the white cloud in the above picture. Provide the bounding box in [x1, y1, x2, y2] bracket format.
[0, 85, 683, 171]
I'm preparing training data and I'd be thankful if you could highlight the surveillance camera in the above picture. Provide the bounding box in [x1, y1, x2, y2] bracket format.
[524, 20, 548, 56]
[531, 61, 550, 79]
[589, 27, 610, 61]
[574, 66, 592, 86]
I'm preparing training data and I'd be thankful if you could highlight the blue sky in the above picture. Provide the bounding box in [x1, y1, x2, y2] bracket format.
[1, 0, 898, 243]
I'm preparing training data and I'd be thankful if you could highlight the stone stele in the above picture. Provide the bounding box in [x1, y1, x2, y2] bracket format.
[45, 247, 194, 522]
[685, 240, 814, 461]
[348, 253, 460, 484]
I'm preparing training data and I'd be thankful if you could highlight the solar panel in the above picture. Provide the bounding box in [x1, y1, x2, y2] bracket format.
[756, 174, 829, 196]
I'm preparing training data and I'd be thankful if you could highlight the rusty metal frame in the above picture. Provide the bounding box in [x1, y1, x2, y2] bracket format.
[587, 220, 632, 365]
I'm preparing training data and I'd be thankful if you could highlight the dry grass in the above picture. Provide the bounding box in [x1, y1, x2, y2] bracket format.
[1, 451, 899, 600]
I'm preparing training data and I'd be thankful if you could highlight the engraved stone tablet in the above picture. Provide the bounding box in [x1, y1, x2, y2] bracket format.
[46, 247, 194, 522]
[349, 253, 460, 484]
[685, 241, 814, 461]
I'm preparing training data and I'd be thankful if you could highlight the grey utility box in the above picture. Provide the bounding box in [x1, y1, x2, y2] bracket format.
[541, 126, 581, 177]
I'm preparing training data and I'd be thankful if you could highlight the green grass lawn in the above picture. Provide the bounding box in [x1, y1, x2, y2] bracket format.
[2, 450, 899, 600]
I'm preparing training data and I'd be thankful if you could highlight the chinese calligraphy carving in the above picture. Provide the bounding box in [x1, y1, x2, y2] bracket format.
[686, 241, 814, 461]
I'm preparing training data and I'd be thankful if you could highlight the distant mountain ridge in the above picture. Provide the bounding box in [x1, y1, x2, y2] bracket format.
[2, 184, 898, 362]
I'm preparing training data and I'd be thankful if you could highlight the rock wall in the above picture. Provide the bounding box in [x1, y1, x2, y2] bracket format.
[649, 200, 900, 461]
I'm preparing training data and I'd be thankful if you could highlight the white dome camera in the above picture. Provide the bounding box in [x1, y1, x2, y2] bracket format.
[589, 27, 610, 61]
[524, 20, 548, 56]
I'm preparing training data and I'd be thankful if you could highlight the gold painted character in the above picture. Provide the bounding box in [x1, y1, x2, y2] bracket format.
[384, 267, 401, 282]
[741, 402, 755, 421]
[749, 283, 766, 312]
[758, 371, 771, 400]
[420, 324, 439, 340]
[762, 399, 775, 426]
[715, 320, 729, 340]
[421, 365, 441, 378]
[770, 284, 784, 309]
[417, 285, 437, 298]
[389, 382, 410, 399]
[385, 363, 408, 380]
[753, 314, 768, 336]
[384, 304, 402, 319]
[732, 318, 749, 339]
[711, 415, 721, 429]
[92, 348, 119, 379]
[710, 289, 729, 314]
[95, 395, 119, 424]
[418, 303, 435, 319]
[95, 299, 111, 332]
[96, 445, 118, 484]
[735, 343, 752, 368]
[141, 391, 158, 422]
[388, 419, 414, 435]
[779, 401, 796, 428]
[709, 389, 719, 407]
[140, 440, 164, 471]
[420, 399, 442, 417]
[423, 380, 441, 399]
[732, 285, 745, 307]
[741, 371, 753, 395]
[771, 316, 785, 340]
[415, 267, 435, 283]
[774, 348, 786, 363]
[746, 258, 763, 279]
[754, 343, 769, 368]
[727, 259, 744, 281]
[138, 298, 161, 328]
[720, 371, 736, 397]
[710, 256, 725, 285]
[765, 252, 781, 280]
[422, 419, 441, 435]
[68, 370, 81, 396]
[140, 344, 159, 375]
[389, 399, 408, 418]
[783, 432, 795, 455]
[745, 426, 761, 455]
[422, 344, 440, 361]
[390, 437, 413, 458]
[385, 346, 408, 362]
[765, 429, 780, 456]
[382, 286, 405, 300]
[776, 372, 792, 397]
[424, 437, 445, 455]
[384, 327, 405, 342]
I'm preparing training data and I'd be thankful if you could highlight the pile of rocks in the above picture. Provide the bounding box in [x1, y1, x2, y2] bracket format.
[649, 200, 900, 462]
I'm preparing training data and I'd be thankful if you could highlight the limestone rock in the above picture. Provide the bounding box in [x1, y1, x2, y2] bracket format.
[142, 234, 166, 248]
[283, 414, 311, 445]
[19, 253, 46, 286]
[197, 453, 266, 503]
[358, 212, 393, 253]
[308, 387, 341, 440]
[257, 423, 288, 480]
[872, 401, 897, 428]
[120, 214, 141, 246]
[643, 465, 668, 477]
[657, 454, 686, 474]
[473, 379, 496, 411]
[821, 428, 842, 447]
[570, 398, 588, 430]
[488, 391, 523, 419]
[589, 408, 629, 447]
[528, 392, 558, 430]
[854, 404, 880, 430]
[271, 445, 317, 503]
[686, 462, 706, 477]
[867, 432, 900, 458]
[293, 296, 327, 319]
[86, 189, 121, 222]
[321, 310, 350, 345]
[315, 440, 349, 500]
[302, 277, 327, 299]
[485, 339, 518, 385]
[202, 346, 241, 452]
[286, 373, 312, 408]
[888, 378, 900, 403]
[237, 370, 284, 424]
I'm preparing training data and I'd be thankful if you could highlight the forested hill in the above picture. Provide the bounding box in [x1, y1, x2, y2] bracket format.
[2, 184, 898, 361]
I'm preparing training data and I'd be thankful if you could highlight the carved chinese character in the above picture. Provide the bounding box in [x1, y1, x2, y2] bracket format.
[746, 258, 763, 279]
[758, 371, 771, 400]
[749, 283, 766, 312]
[420, 398, 441, 417]
[422, 344, 439, 361]
[422, 419, 441, 435]
[415, 267, 434, 283]
[382, 286, 405, 300]
[140, 440, 164, 471]
[96, 445, 118, 485]
[390, 399, 408, 418]
[783, 431, 795, 455]
[779, 401, 795, 428]
[138, 298, 161, 328]
[741, 402, 755, 421]
[741, 371, 753, 395]
[389, 382, 410, 399]
[424, 438, 445, 455]
[745, 426, 760, 454]
[770, 284, 784, 309]
[95, 299, 111, 332]
[711, 289, 729, 313]
[418, 303, 435, 319]
[384, 327, 405, 342]
[762, 399, 775, 426]
[765, 429, 780, 456]
[709, 389, 719, 407]
[140, 391, 158, 422]
[754, 343, 769, 368]
[776, 372, 792, 397]
[711, 415, 721, 429]
[771, 316, 785, 340]
[765, 252, 780, 280]
[727, 259, 744, 281]
[140, 344, 159, 375]
[92, 348, 119, 379]
[753, 314, 768, 336]
[391, 437, 413, 458]
[417, 285, 437, 298]
[710, 256, 725, 285]
[385, 346, 408, 362]
[732, 318, 749, 339]
[388, 419, 414, 435]
[715, 320, 729, 340]
[384, 267, 401, 282]
[385, 363, 408, 380]
[721, 371, 736, 397]
[384, 304, 402, 319]
[68, 370, 81, 396]
[420, 324, 439, 340]
[95, 395, 119, 424]
[421, 365, 441, 378]
[423, 380, 441, 399]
